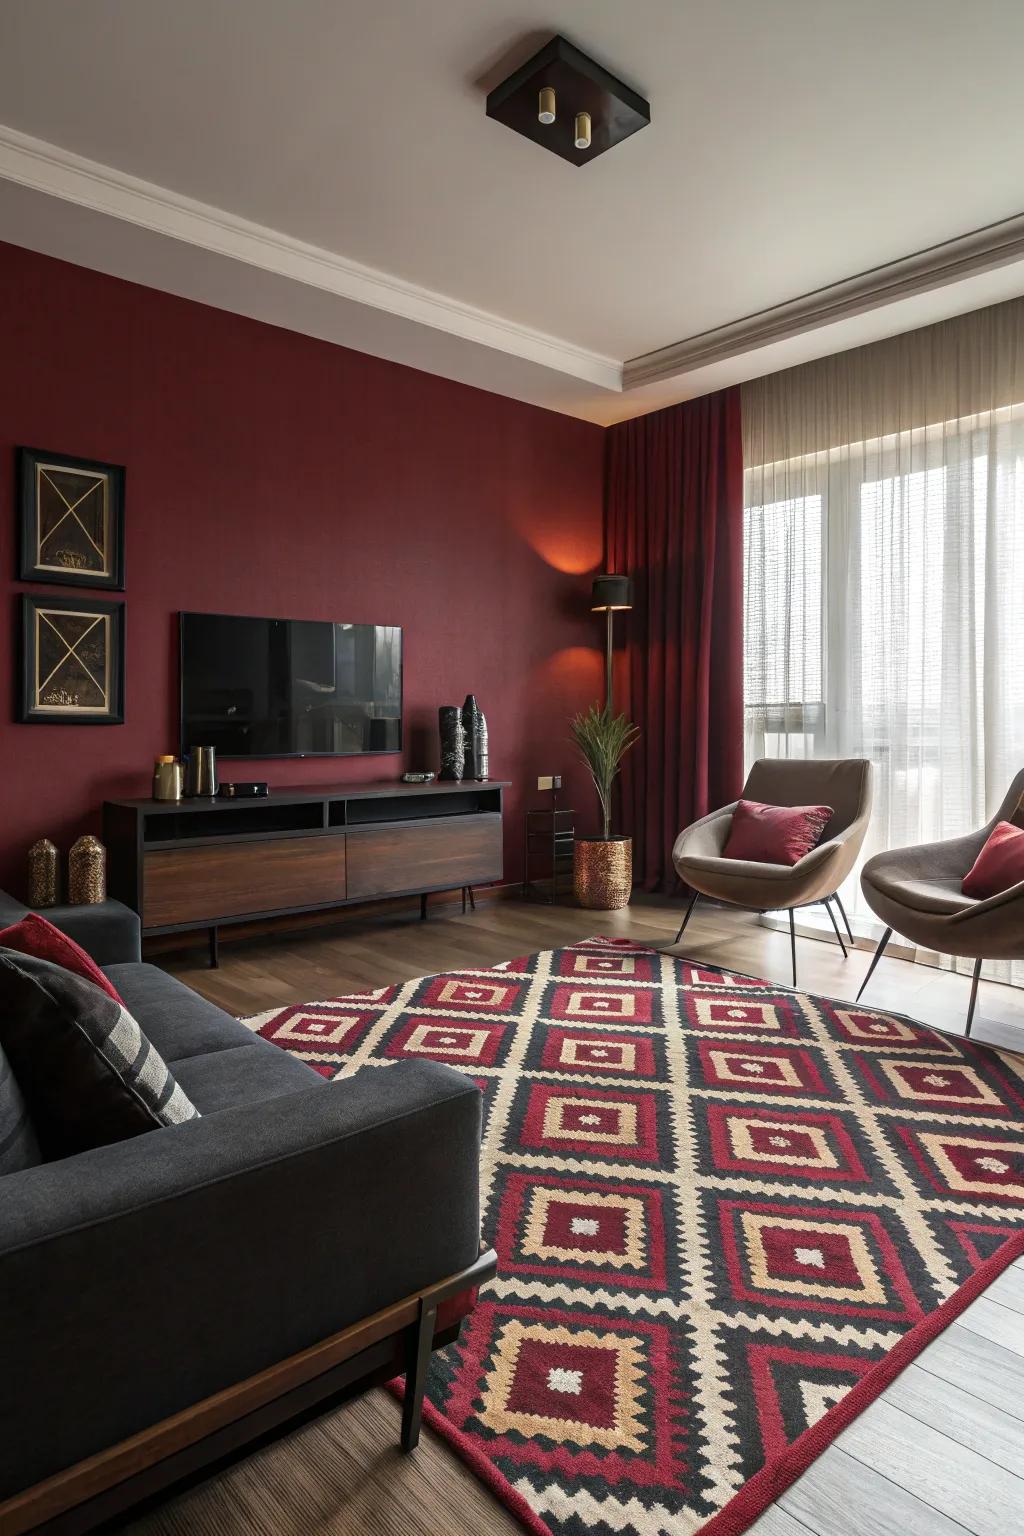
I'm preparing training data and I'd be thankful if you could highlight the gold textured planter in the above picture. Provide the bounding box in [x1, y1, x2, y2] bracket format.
[574, 836, 632, 910]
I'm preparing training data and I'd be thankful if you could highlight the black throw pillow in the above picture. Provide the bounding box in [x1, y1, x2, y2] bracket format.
[0, 1039, 42, 1174]
[0, 948, 199, 1159]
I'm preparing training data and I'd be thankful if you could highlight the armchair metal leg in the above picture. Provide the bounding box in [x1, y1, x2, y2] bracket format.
[964, 958, 983, 1039]
[823, 898, 849, 959]
[856, 926, 893, 1002]
[789, 909, 797, 988]
[400, 1298, 437, 1452]
[833, 891, 855, 944]
[673, 889, 700, 945]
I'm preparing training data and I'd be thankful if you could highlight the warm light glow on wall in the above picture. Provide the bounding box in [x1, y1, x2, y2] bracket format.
[524, 533, 602, 575]
[533, 645, 604, 698]
[511, 499, 603, 575]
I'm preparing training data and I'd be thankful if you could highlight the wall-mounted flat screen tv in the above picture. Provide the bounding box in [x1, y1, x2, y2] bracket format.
[179, 612, 402, 758]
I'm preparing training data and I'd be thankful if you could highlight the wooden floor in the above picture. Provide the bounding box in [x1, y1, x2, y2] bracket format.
[125, 894, 1024, 1536]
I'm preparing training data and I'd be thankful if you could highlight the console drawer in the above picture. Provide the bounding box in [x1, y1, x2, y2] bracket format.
[345, 815, 502, 900]
[143, 835, 346, 928]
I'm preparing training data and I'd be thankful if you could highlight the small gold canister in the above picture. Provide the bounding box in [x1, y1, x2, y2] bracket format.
[68, 835, 107, 905]
[27, 838, 61, 907]
[153, 755, 184, 802]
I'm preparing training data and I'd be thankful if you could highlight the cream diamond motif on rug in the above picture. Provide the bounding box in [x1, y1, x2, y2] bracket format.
[547, 1367, 583, 1396]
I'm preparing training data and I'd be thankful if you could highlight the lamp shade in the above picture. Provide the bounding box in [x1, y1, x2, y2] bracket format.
[591, 573, 633, 612]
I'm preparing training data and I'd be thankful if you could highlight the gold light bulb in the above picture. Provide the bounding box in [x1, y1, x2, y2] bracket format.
[538, 86, 556, 125]
[574, 111, 592, 150]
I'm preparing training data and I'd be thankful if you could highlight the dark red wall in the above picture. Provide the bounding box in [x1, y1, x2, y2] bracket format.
[0, 240, 605, 897]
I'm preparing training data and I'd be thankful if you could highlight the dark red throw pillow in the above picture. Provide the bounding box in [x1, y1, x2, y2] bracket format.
[962, 821, 1024, 899]
[723, 799, 834, 867]
[0, 913, 124, 1003]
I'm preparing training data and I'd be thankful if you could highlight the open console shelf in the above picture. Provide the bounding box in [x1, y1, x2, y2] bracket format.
[104, 780, 509, 954]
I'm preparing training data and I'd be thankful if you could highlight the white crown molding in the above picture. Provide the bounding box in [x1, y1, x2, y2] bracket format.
[0, 122, 622, 393]
[624, 211, 1024, 388]
[4, 121, 1024, 421]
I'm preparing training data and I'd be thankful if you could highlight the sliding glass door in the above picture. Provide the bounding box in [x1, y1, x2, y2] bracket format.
[743, 407, 1024, 983]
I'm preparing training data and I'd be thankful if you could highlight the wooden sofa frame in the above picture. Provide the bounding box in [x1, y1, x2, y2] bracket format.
[1, 1247, 497, 1536]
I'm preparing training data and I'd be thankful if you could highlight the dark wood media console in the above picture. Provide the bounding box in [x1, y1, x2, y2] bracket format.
[104, 780, 509, 961]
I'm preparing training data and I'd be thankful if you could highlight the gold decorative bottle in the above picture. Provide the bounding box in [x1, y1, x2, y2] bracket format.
[27, 838, 61, 907]
[68, 835, 107, 905]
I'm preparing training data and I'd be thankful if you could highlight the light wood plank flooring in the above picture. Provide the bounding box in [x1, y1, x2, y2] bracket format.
[124, 894, 1024, 1536]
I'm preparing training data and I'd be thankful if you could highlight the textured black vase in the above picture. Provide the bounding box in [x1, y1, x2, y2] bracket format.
[438, 706, 465, 781]
[461, 694, 489, 782]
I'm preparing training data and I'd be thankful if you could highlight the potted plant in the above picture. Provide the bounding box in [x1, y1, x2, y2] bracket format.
[569, 703, 640, 909]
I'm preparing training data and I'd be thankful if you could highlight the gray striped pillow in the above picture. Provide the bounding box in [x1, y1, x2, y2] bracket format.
[0, 949, 199, 1159]
[0, 1040, 42, 1174]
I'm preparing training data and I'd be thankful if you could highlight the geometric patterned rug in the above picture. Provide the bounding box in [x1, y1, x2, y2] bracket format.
[244, 936, 1024, 1536]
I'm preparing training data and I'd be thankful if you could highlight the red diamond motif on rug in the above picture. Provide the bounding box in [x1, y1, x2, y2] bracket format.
[247, 939, 1024, 1536]
[700, 1103, 876, 1185]
[690, 1037, 842, 1099]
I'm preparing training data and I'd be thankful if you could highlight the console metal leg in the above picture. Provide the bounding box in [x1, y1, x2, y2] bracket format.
[673, 889, 700, 945]
[965, 957, 983, 1038]
[824, 897, 849, 959]
[461, 886, 467, 914]
[208, 925, 219, 969]
[789, 908, 798, 988]
[420, 893, 428, 920]
[400, 1298, 437, 1452]
[467, 885, 476, 910]
[833, 890, 855, 944]
[856, 926, 893, 1002]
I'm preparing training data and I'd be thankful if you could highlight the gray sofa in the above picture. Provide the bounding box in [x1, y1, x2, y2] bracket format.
[0, 891, 487, 1530]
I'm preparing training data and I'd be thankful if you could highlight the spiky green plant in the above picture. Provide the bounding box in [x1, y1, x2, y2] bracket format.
[569, 704, 640, 840]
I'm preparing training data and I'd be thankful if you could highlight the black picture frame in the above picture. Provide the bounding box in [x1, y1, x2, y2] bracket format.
[18, 446, 126, 590]
[20, 594, 125, 725]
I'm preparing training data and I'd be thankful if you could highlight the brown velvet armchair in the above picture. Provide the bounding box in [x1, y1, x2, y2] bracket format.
[670, 758, 874, 986]
[857, 767, 1024, 1036]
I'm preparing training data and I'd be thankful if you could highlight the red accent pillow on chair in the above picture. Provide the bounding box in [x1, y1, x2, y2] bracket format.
[723, 799, 834, 867]
[962, 821, 1024, 899]
[0, 913, 124, 1003]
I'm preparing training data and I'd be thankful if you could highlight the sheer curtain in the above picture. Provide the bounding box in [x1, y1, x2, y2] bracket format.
[742, 299, 1024, 983]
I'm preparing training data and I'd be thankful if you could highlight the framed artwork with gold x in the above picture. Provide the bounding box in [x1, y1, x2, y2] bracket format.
[20, 594, 125, 724]
[18, 446, 125, 589]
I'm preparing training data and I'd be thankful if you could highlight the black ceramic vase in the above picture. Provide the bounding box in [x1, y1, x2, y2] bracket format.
[438, 706, 466, 781]
[461, 694, 489, 782]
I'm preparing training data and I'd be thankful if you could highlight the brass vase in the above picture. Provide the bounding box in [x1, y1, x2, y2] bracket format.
[573, 836, 632, 910]
[68, 835, 107, 905]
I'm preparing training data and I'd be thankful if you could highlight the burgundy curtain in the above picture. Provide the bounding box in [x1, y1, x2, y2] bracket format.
[606, 387, 745, 891]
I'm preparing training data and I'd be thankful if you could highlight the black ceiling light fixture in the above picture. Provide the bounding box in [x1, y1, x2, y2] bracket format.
[486, 35, 650, 167]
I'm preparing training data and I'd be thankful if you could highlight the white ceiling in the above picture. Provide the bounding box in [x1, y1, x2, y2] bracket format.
[1, 0, 1023, 422]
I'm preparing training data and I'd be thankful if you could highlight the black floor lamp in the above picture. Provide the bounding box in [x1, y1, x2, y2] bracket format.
[591, 573, 633, 711]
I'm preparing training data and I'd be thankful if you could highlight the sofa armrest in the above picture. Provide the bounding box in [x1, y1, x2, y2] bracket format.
[0, 888, 141, 965]
[0, 1059, 481, 1500]
[0, 891, 29, 928]
[41, 899, 141, 965]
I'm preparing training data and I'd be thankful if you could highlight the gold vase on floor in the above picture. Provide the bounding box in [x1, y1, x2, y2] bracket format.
[68, 835, 107, 905]
[573, 836, 632, 910]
